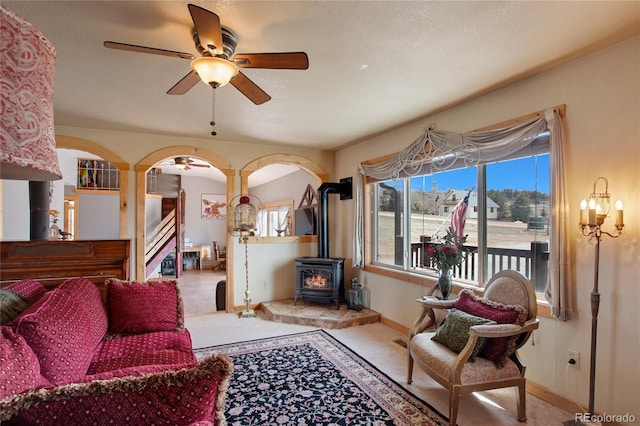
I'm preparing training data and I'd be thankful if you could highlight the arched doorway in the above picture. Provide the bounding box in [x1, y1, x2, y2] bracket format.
[136, 146, 235, 311]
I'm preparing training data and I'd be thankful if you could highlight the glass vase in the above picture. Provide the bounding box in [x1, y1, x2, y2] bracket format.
[438, 268, 453, 299]
[347, 277, 363, 311]
[49, 223, 60, 240]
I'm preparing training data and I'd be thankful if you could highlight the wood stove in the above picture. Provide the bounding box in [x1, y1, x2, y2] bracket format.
[293, 180, 351, 309]
[294, 257, 344, 309]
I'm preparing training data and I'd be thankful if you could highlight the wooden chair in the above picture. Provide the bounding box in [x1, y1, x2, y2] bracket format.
[198, 244, 212, 270]
[407, 270, 539, 425]
[212, 242, 226, 271]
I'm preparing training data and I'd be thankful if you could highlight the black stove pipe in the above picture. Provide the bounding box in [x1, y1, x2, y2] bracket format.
[29, 181, 49, 240]
[317, 181, 351, 258]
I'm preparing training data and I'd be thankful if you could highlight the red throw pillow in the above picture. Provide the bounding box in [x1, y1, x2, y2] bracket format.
[0, 326, 50, 399]
[454, 289, 527, 366]
[10, 291, 95, 384]
[107, 281, 179, 334]
[57, 278, 108, 346]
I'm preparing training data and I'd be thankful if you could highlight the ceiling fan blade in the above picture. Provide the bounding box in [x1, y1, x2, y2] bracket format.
[104, 41, 194, 60]
[234, 52, 309, 69]
[167, 70, 201, 95]
[188, 4, 223, 56]
[230, 71, 271, 105]
[190, 164, 211, 168]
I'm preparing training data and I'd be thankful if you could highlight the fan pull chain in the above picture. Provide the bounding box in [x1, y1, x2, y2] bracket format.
[210, 88, 217, 136]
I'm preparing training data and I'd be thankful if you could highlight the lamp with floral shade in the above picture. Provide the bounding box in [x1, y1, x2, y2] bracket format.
[1, 5, 62, 240]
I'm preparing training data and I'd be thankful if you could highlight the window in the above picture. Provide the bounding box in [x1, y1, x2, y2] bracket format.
[146, 168, 159, 194]
[256, 200, 294, 237]
[372, 144, 550, 294]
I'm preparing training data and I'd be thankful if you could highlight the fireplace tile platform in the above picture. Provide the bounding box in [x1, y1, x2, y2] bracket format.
[261, 299, 380, 329]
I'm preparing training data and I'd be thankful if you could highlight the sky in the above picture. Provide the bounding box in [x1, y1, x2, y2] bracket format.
[409, 154, 550, 193]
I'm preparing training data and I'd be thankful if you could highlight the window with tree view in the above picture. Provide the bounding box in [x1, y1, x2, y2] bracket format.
[373, 146, 550, 294]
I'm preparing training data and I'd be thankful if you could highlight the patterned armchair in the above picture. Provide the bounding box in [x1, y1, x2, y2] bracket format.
[407, 270, 539, 425]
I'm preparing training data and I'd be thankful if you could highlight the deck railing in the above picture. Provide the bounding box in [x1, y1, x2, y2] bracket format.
[410, 240, 549, 293]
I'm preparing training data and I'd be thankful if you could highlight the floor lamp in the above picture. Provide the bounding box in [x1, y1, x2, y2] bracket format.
[231, 194, 261, 318]
[578, 177, 624, 421]
[1, 5, 62, 240]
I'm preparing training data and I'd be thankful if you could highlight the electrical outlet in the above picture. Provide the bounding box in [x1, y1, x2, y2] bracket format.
[568, 350, 580, 368]
[263, 280, 269, 289]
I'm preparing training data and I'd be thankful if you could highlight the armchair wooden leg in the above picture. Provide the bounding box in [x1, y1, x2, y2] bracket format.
[449, 385, 461, 426]
[516, 379, 527, 422]
[407, 349, 414, 384]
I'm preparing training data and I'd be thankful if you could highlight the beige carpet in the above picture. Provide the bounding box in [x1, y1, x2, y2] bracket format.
[164, 269, 225, 316]
[186, 310, 575, 426]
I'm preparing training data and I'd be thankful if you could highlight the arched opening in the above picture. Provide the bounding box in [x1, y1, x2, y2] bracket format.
[136, 146, 235, 312]
[55, 136, 130, 239]
[240, 154, 328, 193]
[233, 154, 328, 309]
[241, 155, 327, 241]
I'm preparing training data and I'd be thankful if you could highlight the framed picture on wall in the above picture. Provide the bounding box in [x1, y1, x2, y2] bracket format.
[201, 194, 226, 219]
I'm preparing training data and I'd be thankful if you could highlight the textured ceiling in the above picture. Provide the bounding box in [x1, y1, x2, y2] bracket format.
[4, 1, 639, 152]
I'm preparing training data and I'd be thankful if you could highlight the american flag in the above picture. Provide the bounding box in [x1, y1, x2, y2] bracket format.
[450, 195, 469, 242]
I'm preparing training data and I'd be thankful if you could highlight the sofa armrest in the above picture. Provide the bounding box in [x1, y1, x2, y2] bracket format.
[0, 354, 233, 426]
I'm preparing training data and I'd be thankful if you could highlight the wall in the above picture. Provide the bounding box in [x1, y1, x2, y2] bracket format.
[145, 195, 161, 234]
[334, 36, 640, 419]
[251, 169, 319, 205]
[180, 175, 226, 248]
[76, 192, 119, 239]
[233, 241, 316, 306]
[1, 180, 30, 240]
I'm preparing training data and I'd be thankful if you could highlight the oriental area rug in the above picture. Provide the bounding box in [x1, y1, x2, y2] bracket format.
[194, 330, 448, 425]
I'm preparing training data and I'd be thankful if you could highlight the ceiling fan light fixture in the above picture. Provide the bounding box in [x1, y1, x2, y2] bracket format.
[191, 56, 238, 88]
[174, 163, 187, 170]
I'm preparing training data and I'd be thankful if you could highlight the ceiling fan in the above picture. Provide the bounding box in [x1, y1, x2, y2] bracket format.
[162, 157, 211, 171]
[104, 3, 309, 105]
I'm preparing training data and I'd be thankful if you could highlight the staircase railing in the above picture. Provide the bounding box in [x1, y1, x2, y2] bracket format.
[145, 208, 176, 263]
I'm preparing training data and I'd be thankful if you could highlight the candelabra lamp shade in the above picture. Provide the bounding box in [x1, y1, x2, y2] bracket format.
[578, 177, 624, 231]
[1, 5, 61, 181]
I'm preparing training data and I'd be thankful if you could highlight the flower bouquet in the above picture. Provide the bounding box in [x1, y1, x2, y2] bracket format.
[426, 227, 468, 298]
[48, 209, 60, 240]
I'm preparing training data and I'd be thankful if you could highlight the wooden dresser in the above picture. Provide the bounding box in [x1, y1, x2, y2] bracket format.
[0, 240, 130, 296]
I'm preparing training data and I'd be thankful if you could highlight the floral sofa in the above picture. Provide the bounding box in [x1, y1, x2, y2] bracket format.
[0, 277, 232, 425]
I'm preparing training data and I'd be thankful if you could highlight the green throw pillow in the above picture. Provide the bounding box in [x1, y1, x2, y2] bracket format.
[0, 289, 29, 325]
[431, 308, 497, 361]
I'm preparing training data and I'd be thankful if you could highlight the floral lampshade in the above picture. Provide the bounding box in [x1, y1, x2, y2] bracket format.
[1, 5, 61, 181]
